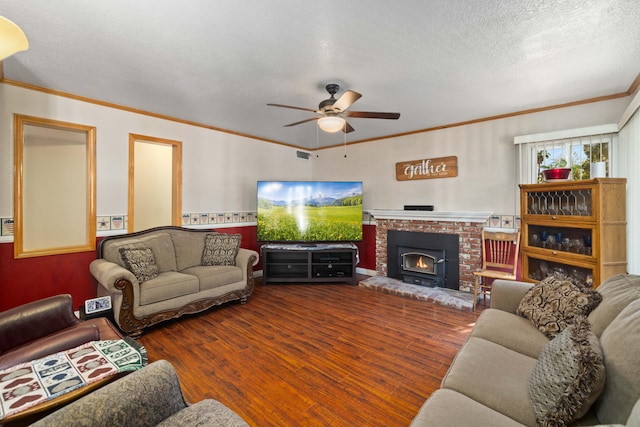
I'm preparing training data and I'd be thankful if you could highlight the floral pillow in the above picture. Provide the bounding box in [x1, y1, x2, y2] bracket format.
[119, 247, 160, 282]
[201, 233, 241, 266]
[517, 276, 602, 338]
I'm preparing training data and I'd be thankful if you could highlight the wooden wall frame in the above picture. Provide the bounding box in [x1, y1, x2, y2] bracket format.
[14, 115, 96, 258]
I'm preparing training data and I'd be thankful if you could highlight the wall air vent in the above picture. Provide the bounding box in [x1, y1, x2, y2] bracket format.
[296, 150, 310, 160]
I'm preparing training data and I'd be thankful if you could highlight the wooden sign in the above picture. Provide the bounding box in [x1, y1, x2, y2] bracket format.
[396, 156, 458, 181]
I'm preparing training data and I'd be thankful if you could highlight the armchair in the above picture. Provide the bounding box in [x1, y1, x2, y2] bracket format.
[31, 360, 249, 426]
[0, 294, 123, 370]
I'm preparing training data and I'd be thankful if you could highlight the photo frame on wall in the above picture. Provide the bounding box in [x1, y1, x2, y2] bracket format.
[84, 295, 112, 314]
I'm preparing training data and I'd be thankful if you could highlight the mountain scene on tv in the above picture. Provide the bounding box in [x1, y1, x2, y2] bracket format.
[257, 181, 363, 242]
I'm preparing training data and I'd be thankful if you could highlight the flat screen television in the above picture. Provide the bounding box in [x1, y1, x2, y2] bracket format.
[257, 181, 363, 243]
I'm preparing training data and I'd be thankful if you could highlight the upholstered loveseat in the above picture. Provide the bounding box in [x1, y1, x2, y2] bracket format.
[410, 274, 640, 427]
[90, 226, 259, 337]
[31, 359, 249, 426]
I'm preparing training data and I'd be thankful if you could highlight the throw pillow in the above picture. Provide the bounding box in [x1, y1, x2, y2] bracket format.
[529, 318, 606, 427]
[201, 233, 241, 266]
[517, 276, 602, 338]
[119, 247, 160, 282]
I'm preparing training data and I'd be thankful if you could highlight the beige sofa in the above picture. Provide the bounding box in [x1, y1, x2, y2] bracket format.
[90, 226, 259, 337]
[410, 274, 640, 427]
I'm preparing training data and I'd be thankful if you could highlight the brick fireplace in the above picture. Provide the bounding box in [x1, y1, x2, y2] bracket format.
[368, 210, 491, 292]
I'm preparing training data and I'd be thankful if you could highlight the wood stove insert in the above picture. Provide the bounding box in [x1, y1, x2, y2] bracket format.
[387, 230, 459, 290]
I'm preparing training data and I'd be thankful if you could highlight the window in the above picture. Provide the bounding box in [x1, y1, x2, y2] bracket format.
[515, 125, 618, 185]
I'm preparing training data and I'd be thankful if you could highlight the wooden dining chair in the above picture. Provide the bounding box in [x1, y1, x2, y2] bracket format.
[473, 228, 521, 310]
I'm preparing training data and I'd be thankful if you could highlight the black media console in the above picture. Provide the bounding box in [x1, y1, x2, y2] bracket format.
[261, 243, 358, 285]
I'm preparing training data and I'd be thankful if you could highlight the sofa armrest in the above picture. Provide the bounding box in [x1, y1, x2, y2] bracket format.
[90, 258, 138, 294]
[159, 399, 250, 426]
[235, 248, 259, 282]
[0, 294, 81, 354]
[490, 280, 534, 313]
[31, 360, 188, 427]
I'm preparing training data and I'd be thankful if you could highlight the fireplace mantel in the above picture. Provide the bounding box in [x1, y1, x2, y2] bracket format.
[367, 210, 492, 223]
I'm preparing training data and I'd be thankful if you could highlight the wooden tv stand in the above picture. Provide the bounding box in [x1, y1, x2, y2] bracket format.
[261, 243, 358, 285]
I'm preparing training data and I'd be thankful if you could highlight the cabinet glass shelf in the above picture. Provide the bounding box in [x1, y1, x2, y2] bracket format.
[526, 189, 592, 216]
[524, 256, 593, 287]
[527, 224, 592, 256]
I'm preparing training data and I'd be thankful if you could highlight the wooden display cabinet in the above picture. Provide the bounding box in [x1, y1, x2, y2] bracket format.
[519, 178, 627, 288]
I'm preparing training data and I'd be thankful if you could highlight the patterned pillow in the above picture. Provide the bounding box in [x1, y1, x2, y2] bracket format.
[517, 276, 602, 338]
[119, 247, 160, 282]
[529, 319, 606, 427]
[201, 233, 241, 266]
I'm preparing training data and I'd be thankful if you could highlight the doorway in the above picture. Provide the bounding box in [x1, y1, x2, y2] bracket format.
[128, 134, 182, 232]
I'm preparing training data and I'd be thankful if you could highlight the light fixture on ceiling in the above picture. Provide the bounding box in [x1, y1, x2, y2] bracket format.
[0, 16, 29, 61]
[317, 115, 345, 133]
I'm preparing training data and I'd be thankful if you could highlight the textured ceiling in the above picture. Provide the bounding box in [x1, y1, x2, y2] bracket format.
[2, 1, 640, 149]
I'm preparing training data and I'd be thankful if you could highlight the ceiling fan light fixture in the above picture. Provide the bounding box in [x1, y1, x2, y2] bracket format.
[0, 16, 29, 60]
[318, 116, 345, 133]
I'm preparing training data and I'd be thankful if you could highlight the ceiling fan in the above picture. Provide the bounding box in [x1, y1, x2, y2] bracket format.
[267, 83, 400, 133]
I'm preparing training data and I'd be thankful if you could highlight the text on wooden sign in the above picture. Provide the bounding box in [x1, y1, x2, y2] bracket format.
[396, 156, 458, 181]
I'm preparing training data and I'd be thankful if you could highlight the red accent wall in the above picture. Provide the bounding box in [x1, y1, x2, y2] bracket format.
[355, 224, 377, 271]
[0, 243, 100, 311]
[0, 224, 378, 311]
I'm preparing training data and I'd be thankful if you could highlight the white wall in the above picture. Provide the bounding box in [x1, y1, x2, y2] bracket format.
[0, 83, 312, 225]
[314, 97, 631, 216]
[618, 91, 640, 274]
[0, 82, 632, 231]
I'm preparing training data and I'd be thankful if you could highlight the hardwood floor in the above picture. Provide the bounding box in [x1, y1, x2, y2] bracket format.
[138, 278, 483, 427]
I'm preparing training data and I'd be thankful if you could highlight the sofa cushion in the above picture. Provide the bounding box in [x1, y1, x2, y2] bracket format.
[181, 265, 243, 291]
[516, 276, 602, 338]
[470, 308, 549, 359]
[440, 337, 538, 426]
[202, 233, 241, 266]
[139, 272, 199, 306]
[156, 399, 249, 427]
[588, 274, 640, 337]
[120, 247, 160, 282]
[594, 299, 640, 425]
[171, 232, 208, 271]
[529, 319, 605, 427]
[104, 232, 178, 273]
[409, 389, 528, 427]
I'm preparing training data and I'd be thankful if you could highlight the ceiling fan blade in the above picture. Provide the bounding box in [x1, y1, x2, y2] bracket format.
[331, 90, 362, 112]
[343, 121, 355, 133]
[284, 116, 321, 127]
[267, 103, 320, 113]
[344, 111, 400, 119]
